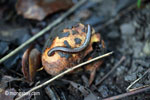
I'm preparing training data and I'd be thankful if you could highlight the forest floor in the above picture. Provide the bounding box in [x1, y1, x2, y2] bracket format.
[0, 0, 150, 100]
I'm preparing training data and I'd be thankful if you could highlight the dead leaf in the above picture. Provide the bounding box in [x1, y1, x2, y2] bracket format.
[29, 48, 41, 81]
[16, 0, 73, 20]
[22, 46, 33, 82]
[85, 57, 103, 86]
[22, 46, 41, 82]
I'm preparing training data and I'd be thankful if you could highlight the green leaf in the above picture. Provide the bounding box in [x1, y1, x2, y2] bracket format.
[137, 0, 141, 8]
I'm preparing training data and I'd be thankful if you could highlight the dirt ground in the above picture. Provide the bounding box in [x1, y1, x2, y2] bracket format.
[0, 0, 150, 100]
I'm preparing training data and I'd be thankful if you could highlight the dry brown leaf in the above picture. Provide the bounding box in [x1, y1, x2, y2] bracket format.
[22, 46, 32, 81]
[22, 46, 41, 82]
[29, 48, 41, 81]
[16, 0, 73, 20]
[85, 58, 103, 86]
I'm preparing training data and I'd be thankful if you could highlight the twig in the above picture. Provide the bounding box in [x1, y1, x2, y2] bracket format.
[103, 86, 150, 100]
[126, 67, 150, 91]
[0, 0, 87, 64]
[15, 51, 113, 100]
[96, 56, 126, 86]
[129, 85, 150, 92]
[45, 86, 58, 100]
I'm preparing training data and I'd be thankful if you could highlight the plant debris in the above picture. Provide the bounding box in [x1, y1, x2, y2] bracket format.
[42, 22, 105, 84]
[16, 0, 73, 20]
[0, 0, 150, 99]
[22, 46, 41, 82]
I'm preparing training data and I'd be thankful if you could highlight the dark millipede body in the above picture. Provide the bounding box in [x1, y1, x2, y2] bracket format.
[47, 24, 91, 56]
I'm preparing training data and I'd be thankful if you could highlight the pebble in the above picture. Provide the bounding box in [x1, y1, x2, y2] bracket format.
[98, 85, 109, 98]
[143, 40, 150, 56]
[124, 73, 137, 82]
[116, 66, 125, 76]
[133, 41, 143, 58]
[120, 23, 135, 35]
[145, 27, 150, 39]
[107, 31, 119, 39]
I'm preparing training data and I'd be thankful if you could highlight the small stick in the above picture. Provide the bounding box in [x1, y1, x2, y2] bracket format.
[103, 86, 150, 100]
[45, 86, 58, 100]
[0, 0, 87, 64]
[96, 56, 126, 86]
[126, 67, 150, 91]
[129, 85, 150, 92]
[15, 51, 113, 100]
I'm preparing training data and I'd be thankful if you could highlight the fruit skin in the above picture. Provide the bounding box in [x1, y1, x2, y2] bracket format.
[42, 22, 105, 76]
[47, 24, 91, 56]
